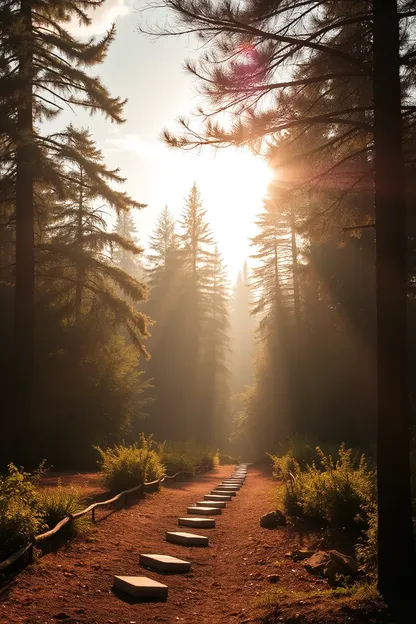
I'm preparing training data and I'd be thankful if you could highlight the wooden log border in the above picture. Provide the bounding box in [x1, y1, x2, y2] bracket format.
[0, 464, 212, 574]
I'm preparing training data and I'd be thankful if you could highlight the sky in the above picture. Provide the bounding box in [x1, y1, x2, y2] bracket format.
[63, 0, 272, 281]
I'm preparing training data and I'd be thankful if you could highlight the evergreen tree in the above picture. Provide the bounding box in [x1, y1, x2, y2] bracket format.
[199, 245, 230, 445]
[144, 206, 186, 440]
[42, 126, 149, 353]
[113, 209, 145, 280]
[178, 183, 214, 440]
[229, 262, 254, 397]
[0, 0, 125, 443]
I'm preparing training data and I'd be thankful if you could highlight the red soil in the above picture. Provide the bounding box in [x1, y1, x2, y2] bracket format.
[1, 466, 324, 624]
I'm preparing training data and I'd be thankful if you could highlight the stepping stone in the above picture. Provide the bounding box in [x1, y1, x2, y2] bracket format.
[223, 480, 244, 484]
[218, 485, 240, 490]
[204, 494, 232, 501]
[187, 506, 221, 515]
[113, 576, 168, 600]
[140, 553, 191, 573]
[166, 531, 208, 547]
[178, 517, 216, 528]
[212, 489, 236, 496]
[196, 500, 226, 508]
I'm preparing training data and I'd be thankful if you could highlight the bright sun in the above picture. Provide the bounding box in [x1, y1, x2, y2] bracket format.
[154, 145, 274, 278]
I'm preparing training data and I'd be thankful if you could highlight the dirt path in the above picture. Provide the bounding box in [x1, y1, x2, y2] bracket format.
[1, 466, 323, 624]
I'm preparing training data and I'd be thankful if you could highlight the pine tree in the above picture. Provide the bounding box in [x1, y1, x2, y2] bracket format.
[0, 0, 126, 438]
[144, 206, 186, 440]
[41, 126, 149, 355]
[199, 245, 230, 445]
[230, 262, 254, 397]
[178, 183, 214, 440]
[113, 210, 144, 280]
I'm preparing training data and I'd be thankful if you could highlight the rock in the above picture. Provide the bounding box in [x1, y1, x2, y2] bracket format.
[267, 574, 280, 583]
[285, 549, 315, 561]
[325, 550, 358, 579]
[260, 510, 287, 528]
[303, 550, 358, 580]
[53, 613, 70, 620]
[303, 551, 331, 575]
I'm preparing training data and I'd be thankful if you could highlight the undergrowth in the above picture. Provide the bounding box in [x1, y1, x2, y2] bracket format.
[95, 434, 164, 492]
[0, 464, 46, 560]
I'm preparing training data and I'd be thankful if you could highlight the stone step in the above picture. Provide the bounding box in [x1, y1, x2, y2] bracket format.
[217, 485, 240, 490]
[196, 500, 226, 509]
[212, 489, 236, 496]
[204, 494, 232, 501]
[166, 531, 208, 547]
[223, 480, 244, 484]
[140, 553, 191, 573]
[113, 576, 168, 600]
[187, 506, 221, 515]
[178, 517, 216, 528]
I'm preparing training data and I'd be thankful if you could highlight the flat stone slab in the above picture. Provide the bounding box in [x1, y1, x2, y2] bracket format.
[223, 480, 243, 484]
[196, 500, 226, 508]
[140, 553, 191, 573]
[178, 517, 216, 528]
[166, 531, 208, 547]
[212, 489, 236, 496]
[204, 494, 232, 501]
[187, 506, 221, 515]
[218, 485, 240, 490]
[113, 576, 168, 600]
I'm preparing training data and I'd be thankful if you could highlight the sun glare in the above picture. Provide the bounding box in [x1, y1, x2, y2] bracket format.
[152, 145, 274, 278]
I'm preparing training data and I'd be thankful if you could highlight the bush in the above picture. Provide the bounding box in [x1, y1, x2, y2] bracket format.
[96, 434, 165, 492]
[37, 483, 84, 530]
[158, 441, 219, 475]
[0, 464, 46, 560]
[270, 444, 375, 529]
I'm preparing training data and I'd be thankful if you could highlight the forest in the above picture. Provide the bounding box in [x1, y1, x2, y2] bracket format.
[1, 0, 416, 621]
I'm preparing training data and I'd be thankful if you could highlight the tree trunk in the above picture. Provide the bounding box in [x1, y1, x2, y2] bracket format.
[290, 207, 301, 334]
[75, 166, 84, 325]
[373, 0, 416, 596]
[15, 0, 35, 455]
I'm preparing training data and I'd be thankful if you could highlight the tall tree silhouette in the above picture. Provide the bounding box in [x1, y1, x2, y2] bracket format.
[42, 126, 149, 353]
[0, 0, 125, 441]
[113, 209, 144, 280]
[145, 206, 186, 440]
[199, 245, 230, 445]
[230, 262, 254, 397]
[179, 183, 214, 439]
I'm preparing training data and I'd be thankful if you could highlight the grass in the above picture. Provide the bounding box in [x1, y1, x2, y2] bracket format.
[37, 483, 84, 530]
[255, 583, 388, 624]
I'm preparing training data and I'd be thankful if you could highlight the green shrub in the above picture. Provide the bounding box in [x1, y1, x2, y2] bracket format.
[96, 434, 165, 492]
[355, 501, 378, 576]
[0, 464, 46, 560]
[158, 441, 219, 475]
[37, 483, 84, 530]
[270, 444, 375, 529]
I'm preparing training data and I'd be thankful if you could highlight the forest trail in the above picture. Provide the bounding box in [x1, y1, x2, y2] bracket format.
[1, 465, 324, 624]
